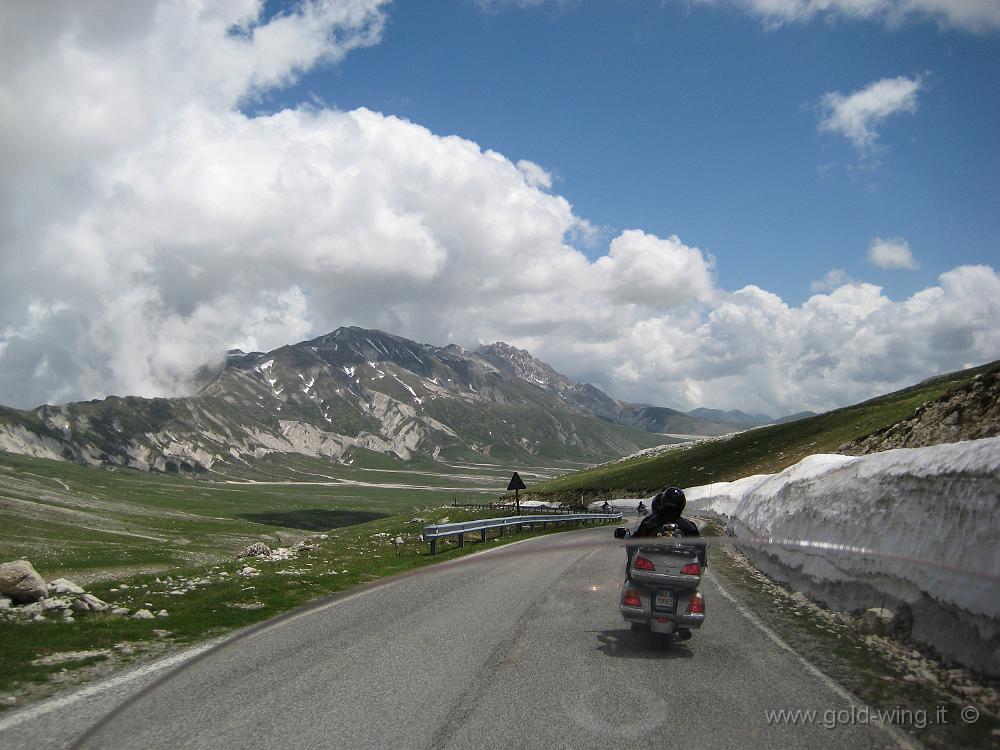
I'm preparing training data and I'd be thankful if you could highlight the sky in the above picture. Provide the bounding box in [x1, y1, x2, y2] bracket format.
[0, 0, 998, 416]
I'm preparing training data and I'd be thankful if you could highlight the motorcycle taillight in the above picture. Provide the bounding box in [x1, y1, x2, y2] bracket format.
[623, 589, 642, 607]
[633, 557, 655, 571]
[686, 593, 705, 614]
[680, 563, 701, 576]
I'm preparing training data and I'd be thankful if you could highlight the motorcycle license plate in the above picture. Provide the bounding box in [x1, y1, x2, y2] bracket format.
[653, 589, 676, 613]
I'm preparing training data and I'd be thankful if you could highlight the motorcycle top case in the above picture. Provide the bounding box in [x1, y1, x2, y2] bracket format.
[627, 543, 702, 589]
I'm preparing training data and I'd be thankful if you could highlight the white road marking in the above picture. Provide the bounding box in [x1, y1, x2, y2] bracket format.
[0, 530, 567, 736]
[0, 641, 219, 733]
[712, 576, 920, 750]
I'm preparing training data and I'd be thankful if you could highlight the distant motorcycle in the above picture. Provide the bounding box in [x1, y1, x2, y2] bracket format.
[613, 523, 705, 642]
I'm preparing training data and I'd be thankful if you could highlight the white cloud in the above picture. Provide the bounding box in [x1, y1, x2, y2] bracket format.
[867, 237, 918, 269]
[688, 0, 1000, 32]
[818, 76, 922, 154]
[477, 0, 576, 12]
[810, 268, 855, 292]
[564, 268, 1000, 416]
[0, 0, 997, 420]
[515, 159, 553, 190]
[482, 0, 1000, 32]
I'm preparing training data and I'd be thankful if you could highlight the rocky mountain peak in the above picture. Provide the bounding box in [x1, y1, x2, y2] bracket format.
[477, 342, 572, 391]
[0, 325, 761, 474]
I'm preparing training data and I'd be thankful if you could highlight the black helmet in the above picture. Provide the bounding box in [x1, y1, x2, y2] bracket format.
[652, 486, 686, 520]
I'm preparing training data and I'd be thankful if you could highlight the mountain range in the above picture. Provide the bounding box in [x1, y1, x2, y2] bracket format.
[0, 327, 803, 473]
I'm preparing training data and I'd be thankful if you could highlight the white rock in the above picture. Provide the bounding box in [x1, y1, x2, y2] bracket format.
[41, 597, 71, 612]
[155, 609, 168, 618]
[859, 608, 894, 636]
[48, 578, 85, 596]
[240, 566, 258, 577]
[0, 595, 12, 610]
[79, 593, 108, 612]
[238, 542, 271, 559]
[0, 560, 48, 603]
[319, 534, 328, 540]
[131, 608, 154, 620]
[119, 584, 130, 590]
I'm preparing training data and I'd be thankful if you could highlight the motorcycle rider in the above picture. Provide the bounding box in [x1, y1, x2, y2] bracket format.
[631, 486, 706, 566]
[636, 501, 647, 515]
[629, 486, 705, 641]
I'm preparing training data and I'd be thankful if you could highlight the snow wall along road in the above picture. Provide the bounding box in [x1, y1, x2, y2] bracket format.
[686, 437, 1000, 677]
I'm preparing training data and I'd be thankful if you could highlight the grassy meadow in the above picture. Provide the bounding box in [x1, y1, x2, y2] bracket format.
[526, 362, 992, 499]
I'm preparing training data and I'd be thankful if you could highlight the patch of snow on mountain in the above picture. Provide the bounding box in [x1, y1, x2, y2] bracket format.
[687, 438, 1000, 676]
[392, 374, 420, 402]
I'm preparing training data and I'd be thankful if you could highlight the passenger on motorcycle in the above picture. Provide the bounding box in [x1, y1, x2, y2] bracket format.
[632, 487, 706, 568]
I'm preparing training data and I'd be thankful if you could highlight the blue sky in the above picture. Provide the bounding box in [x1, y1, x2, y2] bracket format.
[259, 0, 1000, 304]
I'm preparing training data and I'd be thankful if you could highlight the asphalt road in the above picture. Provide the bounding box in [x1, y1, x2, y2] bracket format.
[2, 526, 904, 750]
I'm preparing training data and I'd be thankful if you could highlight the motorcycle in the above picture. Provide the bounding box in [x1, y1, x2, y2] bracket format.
[613, 523, 705, 641]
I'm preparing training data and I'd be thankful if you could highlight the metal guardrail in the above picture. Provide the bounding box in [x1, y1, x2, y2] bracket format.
[422, 512, 623, 555]
[450, 502, 575, 515]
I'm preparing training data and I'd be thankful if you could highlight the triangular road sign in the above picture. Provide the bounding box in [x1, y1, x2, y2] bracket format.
[507, 472, 527, 491]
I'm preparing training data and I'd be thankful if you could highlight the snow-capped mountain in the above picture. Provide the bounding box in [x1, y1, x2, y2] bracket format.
[478, 342, 754, 436]
[0, 328, 668, 472]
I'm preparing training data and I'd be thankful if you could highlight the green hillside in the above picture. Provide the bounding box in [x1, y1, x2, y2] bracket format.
[526, 361, 998, 500]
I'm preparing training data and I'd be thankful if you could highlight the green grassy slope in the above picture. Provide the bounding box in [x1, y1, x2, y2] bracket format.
[0, 449, 564, 580]
[527, 361, 997, 499]
[0, 507, 618, 710]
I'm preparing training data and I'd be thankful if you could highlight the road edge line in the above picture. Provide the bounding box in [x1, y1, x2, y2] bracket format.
[712, 576, 922, 750]
[0, 525, 594, 743]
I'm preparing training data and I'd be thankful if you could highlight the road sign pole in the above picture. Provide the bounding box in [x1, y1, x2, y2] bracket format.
[507, 471, 527, 516]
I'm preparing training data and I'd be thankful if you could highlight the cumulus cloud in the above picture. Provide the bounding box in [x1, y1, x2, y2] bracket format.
[810, 269, 855, 292]
[483, 0, 1000, 32]
[818, 76, 922, 154]
[686, 0, 1000, 32]
[0, 0, 997, 419]
[516, 159, 553, 190]
[868, 237, 919, 270]
[568, 267, 1000, 416]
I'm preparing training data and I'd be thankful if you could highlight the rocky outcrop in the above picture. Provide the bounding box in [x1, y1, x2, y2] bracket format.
[0, 560, 48, 603]
[0, 563, 110, 621]
[49, 577, 85, 596]
[842, 365, 1000, 454]
[238, 542, 271, 559]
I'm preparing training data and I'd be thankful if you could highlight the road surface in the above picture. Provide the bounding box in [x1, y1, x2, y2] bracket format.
[1, 525, 905, 749]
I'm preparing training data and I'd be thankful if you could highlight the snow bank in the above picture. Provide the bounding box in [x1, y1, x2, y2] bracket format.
[516, 500, 563, 509]
[687, 437, 1000, 676]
